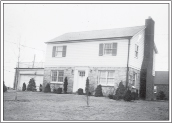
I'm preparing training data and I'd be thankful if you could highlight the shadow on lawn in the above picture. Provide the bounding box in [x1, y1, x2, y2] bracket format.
[4, 99, 30, 102]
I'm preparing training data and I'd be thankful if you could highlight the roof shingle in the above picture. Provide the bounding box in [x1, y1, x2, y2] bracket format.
[46, 25, 145, 43]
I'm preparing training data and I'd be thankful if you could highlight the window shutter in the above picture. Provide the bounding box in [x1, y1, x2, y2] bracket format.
[52, 46, 56, 57]
[62, 46, 67, 57]
[99, 44, 103, 56]
[112, 43, 117, 56]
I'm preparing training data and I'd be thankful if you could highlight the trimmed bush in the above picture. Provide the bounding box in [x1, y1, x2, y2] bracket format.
[53, 88, 57, 93]
[27, 78, 36, 91]
[63, 77, 68, 94]
[113, 95, 117, 100]
[3, 82, 7, 92]
[39, 84, 42, 92]
[57, 88, 62, 94]
[85, 77, 90, 96]
[95, 85, 103, 97]
[131, 89, 139, 100]
[114, 81, 126, 100]
[124, 89, 132, 101]
[156, 91, 166, 100]
[44, 83, 51, 93]
[108, 94, 113, 99]
[22, 82, 26, 91]
[131, 92, 136, 100]
[78, 88, 83, 95]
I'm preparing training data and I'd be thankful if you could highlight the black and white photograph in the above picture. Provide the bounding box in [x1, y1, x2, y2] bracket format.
[1, 0, 171, 122]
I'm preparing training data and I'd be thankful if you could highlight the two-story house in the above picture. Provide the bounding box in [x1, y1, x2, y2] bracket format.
[43, 17, 158, 100]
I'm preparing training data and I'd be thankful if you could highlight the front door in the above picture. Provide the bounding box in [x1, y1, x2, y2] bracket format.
[73, 67, 89, 93]
[77, 71, 86, 92]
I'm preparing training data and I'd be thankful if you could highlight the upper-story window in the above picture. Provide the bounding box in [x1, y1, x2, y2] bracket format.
[52, 46, 67, 57]
[99, 43, 117, 56]
[135, 44, 139, 58]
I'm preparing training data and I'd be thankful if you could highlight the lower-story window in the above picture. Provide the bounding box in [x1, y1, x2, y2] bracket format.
[51, 70, 64, 82]
[99, 70, 115, 86]
[129, 72, 137, 87]
[154, 86, 157, 94]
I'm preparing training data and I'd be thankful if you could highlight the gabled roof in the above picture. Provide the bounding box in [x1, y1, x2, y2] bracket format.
[154, 71, 169, 85]
[46, 26, 145, 43]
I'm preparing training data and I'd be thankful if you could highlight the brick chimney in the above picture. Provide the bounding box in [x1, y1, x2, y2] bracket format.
[140, 17, 155, 100]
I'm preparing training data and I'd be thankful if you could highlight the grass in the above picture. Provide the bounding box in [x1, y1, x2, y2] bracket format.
[3, 90, 169, 121]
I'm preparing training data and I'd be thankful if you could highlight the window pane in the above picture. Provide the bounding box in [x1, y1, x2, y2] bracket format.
[52, 71, 57, 81]
[58, 71, 64, 76]
[107, 78, 114, 85]
[56, 52, 62, 57]
[58, 77, 63, 82]
[105, 49, 112, 54]
[108, 71, 115, 78]
[58, 71, 64, 82]
[105, 44, 112, 49]
[104, 44, 113, 55]
[57, 47, 63, 51]
[100, 78, 106, 85]
[100, 71, 106, 78]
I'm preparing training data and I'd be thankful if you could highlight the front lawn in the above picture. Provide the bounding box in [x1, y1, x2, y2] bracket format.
[3, 91, 169, 121]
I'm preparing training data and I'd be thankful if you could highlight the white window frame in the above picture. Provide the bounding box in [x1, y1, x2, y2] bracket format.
[135, 44, 139, 58]
[132, 73, 137, 87]
[104, 43, 113, 56]
[51, 70, 64, 83]
[55, 46, 63, 57]
[98, 70, 115, 86]
[129, 72, 137, 87]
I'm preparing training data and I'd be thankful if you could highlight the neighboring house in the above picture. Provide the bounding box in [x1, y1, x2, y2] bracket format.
[13, 62, 44, 91]
[43, 17, 158, 100]
[154, 71, 169, 100]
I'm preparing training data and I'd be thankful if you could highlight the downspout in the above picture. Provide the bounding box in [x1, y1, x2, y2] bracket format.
[126, 38, 131, 89]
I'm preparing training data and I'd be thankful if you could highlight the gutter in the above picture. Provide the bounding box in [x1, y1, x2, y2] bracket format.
[126, 38, 131, 89]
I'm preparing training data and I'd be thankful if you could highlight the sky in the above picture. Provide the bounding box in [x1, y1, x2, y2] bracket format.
[2, 2, 169, 88]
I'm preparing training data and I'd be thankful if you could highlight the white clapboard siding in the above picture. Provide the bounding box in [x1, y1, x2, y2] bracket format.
[45, 39, 129, 67]
[128, 29, 145, 70]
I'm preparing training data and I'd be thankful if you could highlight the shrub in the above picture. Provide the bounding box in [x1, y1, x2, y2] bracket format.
[113, 95, 117, 100]
[63, 77, 68, 94]
[39, 84, 42, 92]
[135, 89, 139, 100]
[53, 88, 57, 93]
[124, 89, 132, 101]
[85, 77, 90, 96]
[131, 89, 139, 100]
[114, 81, 126, 100]
[44, 83, 51, 93]
[22, 82, 26, 91]
[57, 88, 62, 94]
[156, 91, 166, 100]
[27, 78, 36, 91]
[78, 88, 83, 95]
[95, 85, 103, 97]
[131, 92, 136, 100]
[108, 94, 113, 99]
[3, 82, 7, 92]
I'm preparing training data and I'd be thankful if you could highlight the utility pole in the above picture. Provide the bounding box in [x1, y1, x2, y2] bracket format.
[32, 54, 35, 68]
[15, 41, 20, 101]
